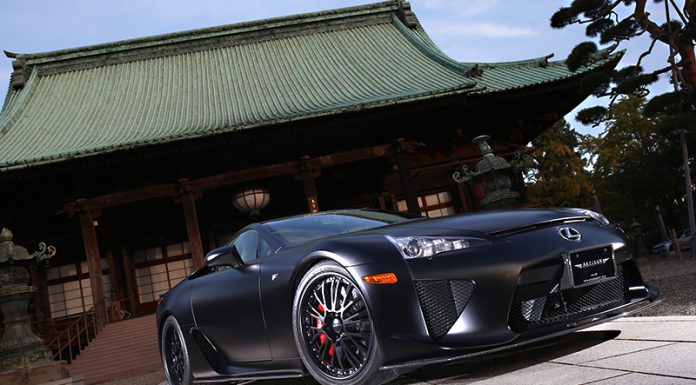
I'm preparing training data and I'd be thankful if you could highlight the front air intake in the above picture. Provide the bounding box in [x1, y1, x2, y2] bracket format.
[414, 280, 474, 339]
[509, 264, 627, 332]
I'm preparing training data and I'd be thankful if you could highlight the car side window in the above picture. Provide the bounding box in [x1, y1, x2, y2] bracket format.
[234, 230, 259, 264]
[259, 237, 273, 258]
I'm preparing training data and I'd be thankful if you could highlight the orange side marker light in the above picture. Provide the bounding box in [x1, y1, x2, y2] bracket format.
[362, 272, 398, 284]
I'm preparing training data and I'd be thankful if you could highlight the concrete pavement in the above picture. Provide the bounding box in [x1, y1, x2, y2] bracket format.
[388, 316, 696, 385]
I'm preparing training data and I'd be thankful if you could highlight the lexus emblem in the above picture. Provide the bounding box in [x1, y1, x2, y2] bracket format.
[558, 227, 582, 241]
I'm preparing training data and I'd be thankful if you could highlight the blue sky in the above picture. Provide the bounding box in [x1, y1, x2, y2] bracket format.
[0, 0, 670, 135]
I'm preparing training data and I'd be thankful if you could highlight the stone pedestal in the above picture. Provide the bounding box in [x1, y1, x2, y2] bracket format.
[0, 267, 55, 371]
[0, 266, 68, 385]
[0, 361, 69, 385]
[0, 230, 65, 385]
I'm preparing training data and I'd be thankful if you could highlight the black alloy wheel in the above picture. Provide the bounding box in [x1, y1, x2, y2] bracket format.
[293, 261, 393, 385]
[161, 316, 192, 385]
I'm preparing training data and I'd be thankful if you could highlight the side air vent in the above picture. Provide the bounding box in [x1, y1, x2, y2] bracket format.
[414, 280, 474, 339]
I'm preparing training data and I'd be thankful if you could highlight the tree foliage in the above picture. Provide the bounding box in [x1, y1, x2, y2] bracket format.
[550, 0, 696, 238]
[526, 120, 594, 208]
[527, 96, 696, 236]
[585, 96, 690, 232]
[551, 0, 696, 126]
[529, 97, 693, 238]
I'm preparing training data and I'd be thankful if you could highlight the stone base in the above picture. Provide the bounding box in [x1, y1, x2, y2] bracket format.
[0, 361, 69, 385]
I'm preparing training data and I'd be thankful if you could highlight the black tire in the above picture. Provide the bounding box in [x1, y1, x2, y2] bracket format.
[161, 315, 193, 385]
[292, 261, 394, 385]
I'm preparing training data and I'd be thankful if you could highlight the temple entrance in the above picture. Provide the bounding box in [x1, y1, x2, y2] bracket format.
[132, 242, 194, 315]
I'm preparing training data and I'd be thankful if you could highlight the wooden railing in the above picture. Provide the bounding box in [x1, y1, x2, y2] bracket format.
[44, 303, 104, 363]
[32, 295, 135, 363]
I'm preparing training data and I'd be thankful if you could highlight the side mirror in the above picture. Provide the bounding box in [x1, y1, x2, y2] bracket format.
[205, 245, 244, 268]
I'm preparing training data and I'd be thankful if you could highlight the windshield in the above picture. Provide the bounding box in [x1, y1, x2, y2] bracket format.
[264, 211, 410, 245]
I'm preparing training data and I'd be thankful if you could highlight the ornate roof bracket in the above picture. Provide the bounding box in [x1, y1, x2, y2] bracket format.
[465, 65, 484, 78]
[396, 1, 418, 29]
[10, 57, 28, 90]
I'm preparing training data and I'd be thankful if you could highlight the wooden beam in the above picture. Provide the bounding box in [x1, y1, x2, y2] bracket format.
[178, 180, 205, 269]
[76, 200, 106, 327]
[90, 184, 178, 212]
[60, 144, 393, 215]
[191, 161, 297, 192]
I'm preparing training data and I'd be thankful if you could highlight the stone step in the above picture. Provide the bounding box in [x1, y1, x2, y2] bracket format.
[68, 315, 160, 385]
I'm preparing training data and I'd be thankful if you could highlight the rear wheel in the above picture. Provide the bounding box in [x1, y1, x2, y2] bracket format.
[161, 316, 192, 385]
[293, 261, 394, 385]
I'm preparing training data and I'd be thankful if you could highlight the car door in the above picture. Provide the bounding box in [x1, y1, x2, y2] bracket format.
[191, 229, 272, 362]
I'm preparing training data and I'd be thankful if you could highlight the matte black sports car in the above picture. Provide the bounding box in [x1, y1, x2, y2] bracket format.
[157, 208, 660, 385]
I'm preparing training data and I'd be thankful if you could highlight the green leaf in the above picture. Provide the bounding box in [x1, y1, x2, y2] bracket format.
[567, 42, 598, 72]
[600, 18, 640, 44]
[579, 71, 611, 96]
[644, 90, 691, 116]
[612, 65, 643, 84]
[659, 111, 696, 133]
[586, 19, 614, 37]
[660, 20, 683, 32]
[551, 7, 578, 29]
[576, 106, 608, 125]
[571, 0, 610, 18]
[614, 73, 658, 95]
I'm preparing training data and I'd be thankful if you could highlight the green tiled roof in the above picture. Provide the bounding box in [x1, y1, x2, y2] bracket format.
[0, 1, 617, 172]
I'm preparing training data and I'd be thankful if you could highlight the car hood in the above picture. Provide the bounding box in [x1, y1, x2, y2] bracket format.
[391, 208, 591, 235]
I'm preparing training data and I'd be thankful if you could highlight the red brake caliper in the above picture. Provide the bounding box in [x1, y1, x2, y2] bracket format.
[316, 304, 334, 357]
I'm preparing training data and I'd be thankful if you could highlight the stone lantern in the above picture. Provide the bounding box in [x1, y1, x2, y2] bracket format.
[0, 228, 68, 384]
[453, 135, 527, 210]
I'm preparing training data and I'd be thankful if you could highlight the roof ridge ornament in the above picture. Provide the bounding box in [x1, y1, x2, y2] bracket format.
[10, 57, 27, 90]
[396, 1, 418, 29]
[466, 65, 484, 78]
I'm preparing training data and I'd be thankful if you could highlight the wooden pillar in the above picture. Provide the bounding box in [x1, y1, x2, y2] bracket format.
[456, 183, 471, 213]
[121, 247, 140, 317]
[390, 193, 399, 211]
[299, 156, 320, 213]
[76, 199, 106, 323]
[29, 268, 50, 324]
[106, 249, 126, 301]
[177, 179, 205, 269]
[394, 139, 420, 216]
[377, 193, 387, 211]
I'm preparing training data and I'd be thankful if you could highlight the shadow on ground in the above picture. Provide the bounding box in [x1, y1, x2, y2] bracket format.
[254, 330, 621, 385]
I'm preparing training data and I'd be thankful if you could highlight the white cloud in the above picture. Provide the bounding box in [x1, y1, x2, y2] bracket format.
[428, 22, 539, 38]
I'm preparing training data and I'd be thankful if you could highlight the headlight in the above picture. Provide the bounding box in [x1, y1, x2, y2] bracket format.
[386, 235, 491, 259]
[567, 208, 611, 226]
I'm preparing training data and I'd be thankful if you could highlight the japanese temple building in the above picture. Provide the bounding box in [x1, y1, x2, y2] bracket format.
[0, 1, 618, 324]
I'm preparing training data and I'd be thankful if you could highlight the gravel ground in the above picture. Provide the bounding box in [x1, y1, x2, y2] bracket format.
[96, 253, 696, 385]
[633, 252, 696, 316]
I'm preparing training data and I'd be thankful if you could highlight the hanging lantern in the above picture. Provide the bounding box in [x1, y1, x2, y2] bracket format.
[233, 188, 270, 216]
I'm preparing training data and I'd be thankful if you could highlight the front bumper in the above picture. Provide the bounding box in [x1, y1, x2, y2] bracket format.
[381, 288, 660, 371]
[348, 222, 661, 367]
